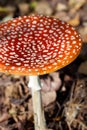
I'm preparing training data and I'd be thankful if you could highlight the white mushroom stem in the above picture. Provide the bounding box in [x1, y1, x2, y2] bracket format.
[28, 76, 52, 130]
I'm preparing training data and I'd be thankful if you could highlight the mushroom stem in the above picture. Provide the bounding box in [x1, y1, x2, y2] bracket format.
[29, 76, 51, 130]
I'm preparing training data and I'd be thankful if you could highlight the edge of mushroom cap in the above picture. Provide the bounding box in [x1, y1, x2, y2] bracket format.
[0, 48, 82, 76]
[0, 15, 82, 76]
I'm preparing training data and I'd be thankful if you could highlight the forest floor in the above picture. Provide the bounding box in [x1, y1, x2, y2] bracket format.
[0, 0, 87, 130]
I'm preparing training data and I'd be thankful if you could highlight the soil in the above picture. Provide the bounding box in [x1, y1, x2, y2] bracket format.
[0, 0, 87, 130]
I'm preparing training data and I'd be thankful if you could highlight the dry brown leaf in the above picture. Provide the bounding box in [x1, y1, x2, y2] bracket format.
[79, 26, 87, 43]
[69, 0, 86, 13]
[42, 91, 56, 107]
[78, 61, 87, 75]
[18, 3, 29, 16]
[35, 1, 52, 15]
[68, 14, 80, 26]
[56, 2, 68, 11]
[0, 113, 10, 123]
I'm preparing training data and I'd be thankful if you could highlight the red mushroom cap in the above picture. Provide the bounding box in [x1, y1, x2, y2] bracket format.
[0, 15, 82, 75]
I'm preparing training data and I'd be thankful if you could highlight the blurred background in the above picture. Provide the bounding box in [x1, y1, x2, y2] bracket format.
[0, 0, 87, 130]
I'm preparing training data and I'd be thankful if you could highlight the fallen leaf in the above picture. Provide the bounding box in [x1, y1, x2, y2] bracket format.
[68, 14, 80, 26]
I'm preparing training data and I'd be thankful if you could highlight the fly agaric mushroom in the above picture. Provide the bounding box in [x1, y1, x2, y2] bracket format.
[0, 15, 82, 130]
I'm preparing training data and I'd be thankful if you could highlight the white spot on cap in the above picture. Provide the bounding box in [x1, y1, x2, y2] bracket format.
[16, 63, 21, 66]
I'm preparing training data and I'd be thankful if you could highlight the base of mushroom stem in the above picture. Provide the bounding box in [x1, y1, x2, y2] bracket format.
[28, 76, 53, 130]
[32, 88, 53, 130]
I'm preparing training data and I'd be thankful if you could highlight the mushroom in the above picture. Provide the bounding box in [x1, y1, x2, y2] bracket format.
[0, 15, 82, 130]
